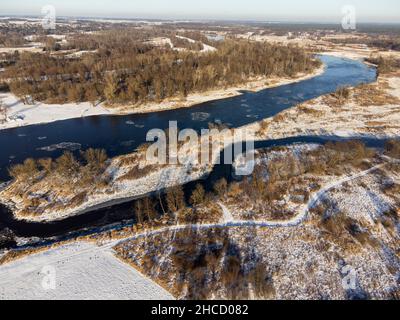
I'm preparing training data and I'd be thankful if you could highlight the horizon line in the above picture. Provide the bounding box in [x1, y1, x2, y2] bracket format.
[1, 14, 400, 25]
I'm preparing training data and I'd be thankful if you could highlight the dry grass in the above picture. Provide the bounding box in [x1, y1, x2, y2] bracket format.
[257, 119, 270, 136]
[297, 104, 325, 117]
[322, 86, 351, 108]
[114, 227, 276, 300]
[353, 82, 400, 106]
[310, 202, 381, 255]
[115, 164, 157, 182]
[222, 141, 377, 221]
[2, 150, 111, 218]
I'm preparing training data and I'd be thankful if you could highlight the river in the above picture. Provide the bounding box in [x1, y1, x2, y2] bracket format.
[0, 55, 378, 248]
[0, 56, 376, 181]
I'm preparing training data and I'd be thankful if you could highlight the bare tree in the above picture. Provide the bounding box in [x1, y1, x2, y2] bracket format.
[190, 184, 206, 206]
[213, 178, 228, 197]
[0, 99, 7, 124]
[134, 200, 144, 224]
[166, 186, 186, 213]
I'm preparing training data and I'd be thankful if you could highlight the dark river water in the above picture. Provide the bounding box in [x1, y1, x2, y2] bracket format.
[0, 56, 376, 181]
[0, 55, 378, 248]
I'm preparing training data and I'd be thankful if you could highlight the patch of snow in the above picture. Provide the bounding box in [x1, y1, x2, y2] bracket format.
[0, 242, 173, 300]
[0, 92, 112, 130]
[175, 35, 217, 53]
[65, 50, 97, 58]
[219, 203, 234, 222]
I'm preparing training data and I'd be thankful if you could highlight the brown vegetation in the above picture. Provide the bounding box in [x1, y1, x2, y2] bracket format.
[322, 86, 351, 107]
[2, 34, 321, 106]
[5, 149, 110, 217]
[366, 56, 400, 75]
[116, 164, 156, 182]
[385, 140, 400, 159]
[114, 228, 275, 300]
[222, 141, 376, 220]
[190, 184, 206, 206]
[353, 81, 400, 106]
[320, 79, 399, 109]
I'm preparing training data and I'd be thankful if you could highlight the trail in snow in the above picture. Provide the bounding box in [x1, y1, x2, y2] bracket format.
[219, 202, 234, 222]
[0, 162, 389, 272]
[112, 162, 386, 245]
[0, 161, 389, 300]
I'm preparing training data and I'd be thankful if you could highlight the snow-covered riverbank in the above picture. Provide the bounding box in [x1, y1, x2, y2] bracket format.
[0, 93, 112, 130]
[0, 65, 324, 131]
[247, 74, 400, 141]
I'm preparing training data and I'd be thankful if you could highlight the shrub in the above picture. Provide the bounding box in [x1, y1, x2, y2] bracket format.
[82, 148, 108, 170]
[385, 140, 400, 159]
[8, 158, 39, 181]
[213, 178, 228, 197]
[37, 158, 53, 173]
[165, 185, 186, 213]
[190, 184, 206, 206]
[248, 263, 276, 299]
[333, 86, 351, 101]
[257, 120, 269, 135]
[55, 151, 79, 176]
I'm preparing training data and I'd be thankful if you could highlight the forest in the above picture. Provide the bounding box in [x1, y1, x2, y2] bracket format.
[2, 31, 321, 106]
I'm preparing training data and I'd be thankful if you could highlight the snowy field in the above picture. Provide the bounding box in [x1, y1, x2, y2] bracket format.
[0, 242, 173, 300]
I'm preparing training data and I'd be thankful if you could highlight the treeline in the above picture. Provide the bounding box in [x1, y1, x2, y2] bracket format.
[4, 38, 320, 105]
[330, 37, 400, 52]
[368, 39, 400, 51]
[64, 28, 162, 52]
[178, 31, 216, 46]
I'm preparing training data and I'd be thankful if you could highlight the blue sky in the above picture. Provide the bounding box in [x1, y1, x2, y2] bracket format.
[1, 0, 399, 22]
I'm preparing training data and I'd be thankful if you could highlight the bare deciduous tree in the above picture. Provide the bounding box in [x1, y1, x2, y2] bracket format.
[0, 99, 7, 124]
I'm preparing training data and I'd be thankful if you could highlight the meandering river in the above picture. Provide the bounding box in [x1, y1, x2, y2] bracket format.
[0, 56, 376, 181]
[0, 55, 378, 248]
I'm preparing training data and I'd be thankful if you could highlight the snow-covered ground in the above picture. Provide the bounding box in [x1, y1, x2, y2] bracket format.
[1, 153, 398, 300]
[175, 35, 217, 53]
[0, 242, 173, 300]
[0, 46, 43, 54]
[64, 50, 98, 58]
[246, 75, 400, 141]
[149, 36, 217, 53]
[113, 156, 400, 300]
[0, 92, 112, 130]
